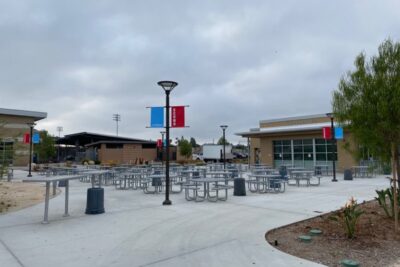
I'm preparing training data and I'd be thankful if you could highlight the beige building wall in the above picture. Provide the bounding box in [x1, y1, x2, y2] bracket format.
[98, 144, 123, 164]
[260, 116, 330, 128]
[97, 144, 158, 164]
[249, 138, 260, 164]
[0, 115, 38, 166]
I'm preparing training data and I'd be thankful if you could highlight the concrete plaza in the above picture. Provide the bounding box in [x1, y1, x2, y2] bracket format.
[0, 171, 388, 267]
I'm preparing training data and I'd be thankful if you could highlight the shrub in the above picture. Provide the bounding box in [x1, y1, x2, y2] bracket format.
[375, 187, 400, 219]
[330, 197, 364, 239]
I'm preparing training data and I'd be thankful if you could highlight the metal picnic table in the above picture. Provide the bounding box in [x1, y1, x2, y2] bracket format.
[23, 174, 84, 224]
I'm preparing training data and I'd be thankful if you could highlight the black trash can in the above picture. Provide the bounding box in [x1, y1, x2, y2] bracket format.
[234, 178, 246, 196]
[315, 166, 322, 176]
[152, 177, 162, 186]
[58, 180, 67, 187]
[85, 188, 105, 214]
[344, 169, 353, 180]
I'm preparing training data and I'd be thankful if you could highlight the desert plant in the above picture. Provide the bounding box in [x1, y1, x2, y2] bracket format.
[375, 187, 400, 219]
[330, 197, 364, 238]
[376, 189, 392, 218]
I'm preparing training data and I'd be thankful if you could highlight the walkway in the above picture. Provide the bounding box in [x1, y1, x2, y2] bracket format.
[0, 171, 388, 267]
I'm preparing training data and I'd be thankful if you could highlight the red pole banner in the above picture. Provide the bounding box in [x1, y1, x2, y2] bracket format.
[171, 106, 185, 128]
[23, 133, 30, 144]
[157, 139, 162, 148]
[322, 127, 332, 140]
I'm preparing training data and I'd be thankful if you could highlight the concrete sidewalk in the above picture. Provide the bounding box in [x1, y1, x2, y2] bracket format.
[0, 172, 388, 267]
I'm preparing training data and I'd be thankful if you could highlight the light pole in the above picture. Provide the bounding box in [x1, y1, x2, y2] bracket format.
[113, 114, 121, 136]
[27, 122, 36, 177]
[326, 113, 337, 182]
[57, 126, 63, 162]
[160, 131, 165, 165]
[158, 80, 178, 206]
[220, 125, 228, 170]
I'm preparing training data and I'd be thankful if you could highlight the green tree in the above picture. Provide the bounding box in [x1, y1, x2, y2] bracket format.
[190, 137, 198, 148]
[332, 39, 400, 231]
[217, 136, 229, 145]
[34, 130, 56, 163]
[178, 138, 192, 159]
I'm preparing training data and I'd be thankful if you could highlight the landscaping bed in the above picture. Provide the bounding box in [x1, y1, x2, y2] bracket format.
[266, 200, 400, 267]
[0, 181, 54, 213]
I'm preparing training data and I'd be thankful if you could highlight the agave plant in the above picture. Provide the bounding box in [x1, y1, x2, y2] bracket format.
[330, 197, 364, 239]
[375, 187, 400, 219]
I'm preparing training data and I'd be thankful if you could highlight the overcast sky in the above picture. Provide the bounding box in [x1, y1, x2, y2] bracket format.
[1, 1, 399, 144]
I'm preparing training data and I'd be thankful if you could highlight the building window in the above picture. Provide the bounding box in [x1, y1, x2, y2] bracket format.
[315, 139, 337, 162]
[273, 140, 291, 161]
[273, 138, 337, 168]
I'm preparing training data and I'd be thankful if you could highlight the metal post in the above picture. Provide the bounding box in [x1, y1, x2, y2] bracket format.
[28, 124, 34, 177]
[43, 182, 50, 224]
[163, 91, 171, 205]
[113, 114, 121, 136]
[64, 180, 69, 217]
[220, 125, 228, 170]
[160, 131, 165, 166]
[57, 126, 63, 162]
[330, 116, 338, 182]
[52, 181, 56, 195]
[223, 128, 226, 170]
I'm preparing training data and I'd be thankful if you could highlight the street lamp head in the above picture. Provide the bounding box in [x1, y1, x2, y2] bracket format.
[326, 112, 333, 119]
[27, 122, 36, 127]
[220, 125, 228, 130]
[157, 81, 178, 92]
[160, 131, 166, 135]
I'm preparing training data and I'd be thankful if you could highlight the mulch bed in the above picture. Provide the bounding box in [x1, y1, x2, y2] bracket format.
[266, 200, 400, 267]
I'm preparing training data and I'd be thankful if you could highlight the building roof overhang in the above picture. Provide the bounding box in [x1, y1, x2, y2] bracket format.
[58, 132, 155, 146]
[236, 122, 338, 137]
[0, 108, 47, 121]
[85, 140, 157, 147]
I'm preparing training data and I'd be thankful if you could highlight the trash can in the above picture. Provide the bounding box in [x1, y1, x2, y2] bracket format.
[85, 188, 105, 214]
[279, 166, 287, 177]
[234, 178, 246, 196]
[315, 166, 322, 176]
[152, 177, 162, 186]
[344, 169, 353, 180]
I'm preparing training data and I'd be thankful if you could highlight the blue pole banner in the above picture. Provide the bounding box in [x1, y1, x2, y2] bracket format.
[150, 107, 164, 128]
[334, 127, 344, 139]
[32, 133, 40, 144]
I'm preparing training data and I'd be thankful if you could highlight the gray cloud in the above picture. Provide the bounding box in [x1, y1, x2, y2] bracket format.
[1, 0, 400, 144]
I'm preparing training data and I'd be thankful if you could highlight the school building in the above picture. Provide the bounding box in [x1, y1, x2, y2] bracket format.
[236, 114, 359, 172]
[0, 108, 47, 166]
[58, 132, 180, 165]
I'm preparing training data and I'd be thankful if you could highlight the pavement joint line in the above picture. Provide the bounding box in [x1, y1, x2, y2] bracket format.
[0, 237, 25, 267]
[0, 202, 173, 230]
[223, 202, 311, 216]
[138, 238, 238, 267]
